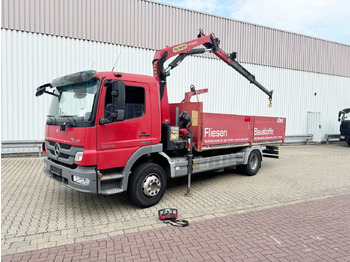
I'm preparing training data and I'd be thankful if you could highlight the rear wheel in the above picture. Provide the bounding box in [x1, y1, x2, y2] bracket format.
[240, 150, 261, 176]
[347, 141, 350, 146]
[128, 163, 167, 208]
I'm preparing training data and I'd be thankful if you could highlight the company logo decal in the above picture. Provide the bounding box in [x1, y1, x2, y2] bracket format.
[102, 145, 115, 149]
[54, 143, 61, 157]
[71, 138, 80, 143]
[277, 118, 284, 124]
[254, 128, 274, 136]
[204, 128, 227, 138]
[173, 44, 187, 53]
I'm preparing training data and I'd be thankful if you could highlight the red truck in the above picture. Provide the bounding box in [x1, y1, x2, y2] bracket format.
[36, 30, 286, 208]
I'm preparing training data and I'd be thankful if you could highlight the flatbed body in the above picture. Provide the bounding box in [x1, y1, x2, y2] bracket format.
[170, 102, 286, 151]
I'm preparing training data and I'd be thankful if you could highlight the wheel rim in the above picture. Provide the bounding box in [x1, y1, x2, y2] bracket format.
[250, 153, 259, 170]
[142, 173, 161, 197]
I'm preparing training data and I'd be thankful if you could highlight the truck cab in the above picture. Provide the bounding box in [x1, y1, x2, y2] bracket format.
[339, 108, 350, 146]
[40, 71, 163, 197]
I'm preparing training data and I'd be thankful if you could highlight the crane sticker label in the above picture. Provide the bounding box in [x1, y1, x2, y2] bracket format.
[173, 44, 187, 53]
[192, 110, 198, 126]
[153, 64, 157, 79]
[188, 41, 198, 46]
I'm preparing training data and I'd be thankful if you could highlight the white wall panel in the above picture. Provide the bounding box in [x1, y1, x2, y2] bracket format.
[2, 29, 350, 144]
[2, 0, 350, 77]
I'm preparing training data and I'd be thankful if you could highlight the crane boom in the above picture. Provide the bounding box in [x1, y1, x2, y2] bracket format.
[152, 30, 273, 124]
[210, 47, 273, 99]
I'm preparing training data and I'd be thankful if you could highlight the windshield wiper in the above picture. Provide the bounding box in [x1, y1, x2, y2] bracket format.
[46, 115, 57, 125]
[60, 115, 77, 127]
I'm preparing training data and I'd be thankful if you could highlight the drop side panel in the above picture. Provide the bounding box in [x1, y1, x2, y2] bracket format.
[201, 113, 251, 151]
[253, 116, 286, 142]
[169, 102, 286, 152]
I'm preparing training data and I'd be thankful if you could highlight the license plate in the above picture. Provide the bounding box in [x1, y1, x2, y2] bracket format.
[340, 136, 345, 139]
[50, 165, 62, 176]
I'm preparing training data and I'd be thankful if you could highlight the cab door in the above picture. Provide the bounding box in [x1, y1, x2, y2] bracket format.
[97, 79, 152, 170]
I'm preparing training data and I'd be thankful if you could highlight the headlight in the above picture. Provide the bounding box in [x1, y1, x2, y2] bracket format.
[75, 152, 83, 162]
[72, 175, 90, 185]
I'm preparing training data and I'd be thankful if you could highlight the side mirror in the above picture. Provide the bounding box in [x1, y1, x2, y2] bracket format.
[99, 110, 125, 125]
[112, 81, 125, 108]
[338, 111, 344, 122]
[35, 83, 52, 97]
[113, 110, 125, 121]
[99, 117, 111, 125]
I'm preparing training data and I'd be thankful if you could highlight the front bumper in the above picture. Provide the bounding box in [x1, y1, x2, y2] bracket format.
[43, 157, 98, 193]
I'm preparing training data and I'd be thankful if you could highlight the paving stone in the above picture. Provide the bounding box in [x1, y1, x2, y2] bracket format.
[2, 143, 350, 258]
[37, 241, 57, 249]
[9, 240, 31, 249]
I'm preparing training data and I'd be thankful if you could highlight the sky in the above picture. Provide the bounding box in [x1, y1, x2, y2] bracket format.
[155, 0, 350, 45]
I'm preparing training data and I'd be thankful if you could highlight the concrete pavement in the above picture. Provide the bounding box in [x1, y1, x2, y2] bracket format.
[1, 143, 350, 260]
[2, 194, 350, 261]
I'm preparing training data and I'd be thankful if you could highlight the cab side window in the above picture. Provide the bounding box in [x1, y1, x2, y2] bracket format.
[105, 85, 145, 120]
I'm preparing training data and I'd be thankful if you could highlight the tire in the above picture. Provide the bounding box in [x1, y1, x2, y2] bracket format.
[240, 150, 261, 176]
[347, 141, 350, 146]
[127, 163, 167, 208]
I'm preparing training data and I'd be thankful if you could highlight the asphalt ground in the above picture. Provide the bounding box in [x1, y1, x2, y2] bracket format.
[1, 143, 350, 261]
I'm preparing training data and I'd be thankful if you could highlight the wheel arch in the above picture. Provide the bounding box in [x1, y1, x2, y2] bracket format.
[121, 144, 171, 190]
[241, 146, 263, 165]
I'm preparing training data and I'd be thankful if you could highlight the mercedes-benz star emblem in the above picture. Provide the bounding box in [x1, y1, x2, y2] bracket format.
[54, 143, 61, 157]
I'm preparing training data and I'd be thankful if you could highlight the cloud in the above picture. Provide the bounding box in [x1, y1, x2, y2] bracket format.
[230, 0, 350, 44]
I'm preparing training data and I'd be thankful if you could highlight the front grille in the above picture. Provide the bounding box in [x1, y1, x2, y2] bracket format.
[48, 150, 69, 159]
[60, 143, 72, 150]
[48, 140, 72, 150]
[46, 140, 83, 165]
[59, 152, 70, 159]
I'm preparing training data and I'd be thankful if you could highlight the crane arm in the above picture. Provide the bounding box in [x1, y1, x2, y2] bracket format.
[198, 31, 273, 100]
[152, 30, 273, 124]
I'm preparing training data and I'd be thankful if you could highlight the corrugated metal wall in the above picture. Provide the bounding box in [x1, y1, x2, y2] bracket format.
[2, 29, 350, 143]
[2, 0, 350, 77]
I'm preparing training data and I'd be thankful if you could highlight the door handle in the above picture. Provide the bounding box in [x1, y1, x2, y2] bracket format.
[139, 133, 151, 137]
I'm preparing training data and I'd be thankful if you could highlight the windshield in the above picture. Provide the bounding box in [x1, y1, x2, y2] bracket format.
[48, 78, 99, 123]
[341, 112, 350, 122]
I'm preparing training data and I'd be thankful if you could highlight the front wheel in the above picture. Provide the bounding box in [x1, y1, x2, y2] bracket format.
[240, 150, 261, 176]
[128, 163, 167, 208]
